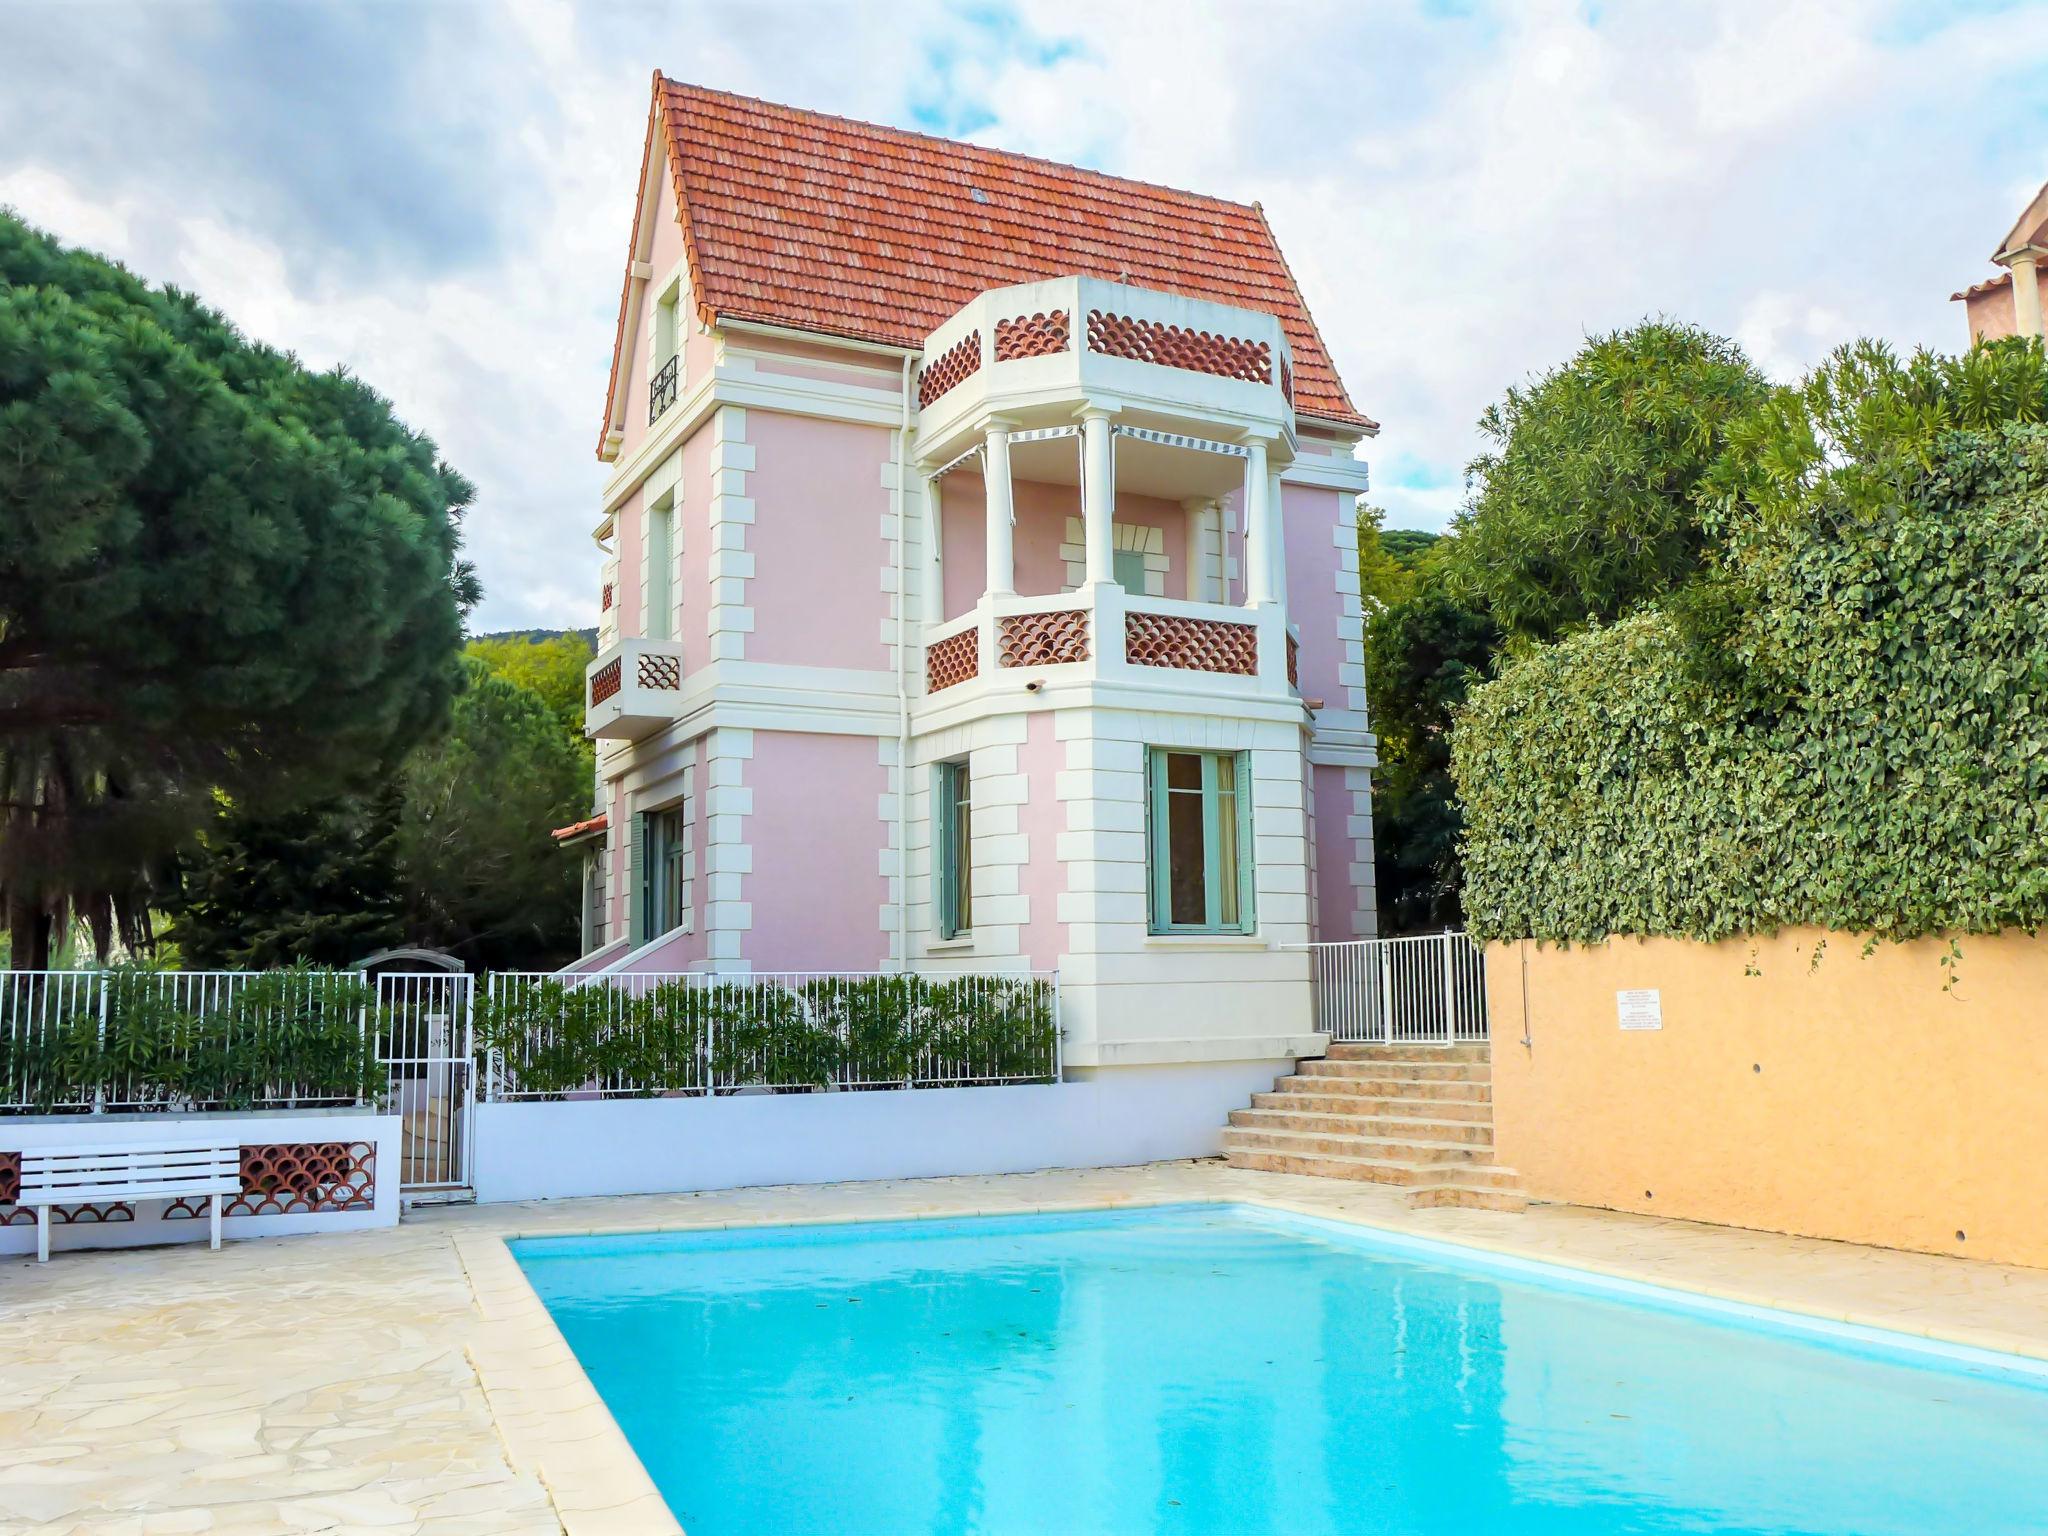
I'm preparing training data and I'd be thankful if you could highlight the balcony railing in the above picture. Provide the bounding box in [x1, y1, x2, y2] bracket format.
[922, 588, 1294, 701]
[585, 636, 687, 740]
[648, 355, 679, 425]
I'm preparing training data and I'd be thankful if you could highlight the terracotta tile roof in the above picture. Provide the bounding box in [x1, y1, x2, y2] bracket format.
[601, 74, 1372, 451]
[550, 813, 607, 843]
[1951, 270, 2014, 303]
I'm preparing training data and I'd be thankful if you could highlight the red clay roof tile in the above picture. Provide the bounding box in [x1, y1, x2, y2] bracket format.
[600, 75, 1372, 453]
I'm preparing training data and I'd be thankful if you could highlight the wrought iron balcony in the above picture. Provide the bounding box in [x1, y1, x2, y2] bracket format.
[648, 355, 679, 425]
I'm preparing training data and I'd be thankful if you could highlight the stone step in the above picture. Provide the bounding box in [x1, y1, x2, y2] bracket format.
[1406, 1181, 1531, 1213]
[1249, 1090, 1494, 1121]
[1222, 1148, 1451, 1186]
[1298, 1059, 1490, 1084]
[1325, 1041, 1491, 1064]
[1222, 1127, 1490, 1164]
[1227, 1107, 1494, 1146]
[1275, 1073, 1492, 1103]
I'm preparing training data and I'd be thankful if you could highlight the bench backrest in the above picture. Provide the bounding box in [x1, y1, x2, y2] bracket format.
[21, 1141, 242, 1203]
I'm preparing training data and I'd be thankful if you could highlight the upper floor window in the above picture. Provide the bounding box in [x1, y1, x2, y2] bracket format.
[934, 760, 972, 940]
[1146, 748, 1254, 935]
[649, 283, 681, 424]
[1112, 549, 1146, 592]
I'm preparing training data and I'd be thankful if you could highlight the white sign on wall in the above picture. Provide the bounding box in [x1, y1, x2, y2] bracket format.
[1617, 988, 1663, 1030]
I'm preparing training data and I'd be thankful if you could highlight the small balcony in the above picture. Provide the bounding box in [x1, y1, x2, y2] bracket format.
[585, 636, 687, 741]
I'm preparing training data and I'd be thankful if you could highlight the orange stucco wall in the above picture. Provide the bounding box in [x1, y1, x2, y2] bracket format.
[1487, 929, 2048, 1269]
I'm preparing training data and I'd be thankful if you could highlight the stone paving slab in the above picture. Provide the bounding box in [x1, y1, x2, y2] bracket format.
[3, 1159, 2046, 1533]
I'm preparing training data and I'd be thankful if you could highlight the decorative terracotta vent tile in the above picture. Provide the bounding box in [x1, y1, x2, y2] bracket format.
[637, 651, 683, 691]
[165, 1141, 376, 1219]
[994, 310, 1070, 361]
[925, 628, 980, 692]
[1086, 311, 1272, 385]
[601, 582, 614, 612]
[1125, 611, 1258, 675]
[0, 1152, 135, 1227]
[999, 609, 1090, 667]
[918, 332, 982, 408]
[1281, 358, 1294, 404]
[590, 657, 623, 705]
[1287, 633, 1300, 688]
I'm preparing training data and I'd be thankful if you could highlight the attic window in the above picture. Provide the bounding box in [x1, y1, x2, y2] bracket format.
[969, 187, 991, 205]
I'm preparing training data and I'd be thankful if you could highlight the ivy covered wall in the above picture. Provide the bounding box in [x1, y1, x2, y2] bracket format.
[1453, 424, 2048, 944]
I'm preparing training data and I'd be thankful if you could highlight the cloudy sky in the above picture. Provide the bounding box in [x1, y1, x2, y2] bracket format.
[4, 0, 2044, 631]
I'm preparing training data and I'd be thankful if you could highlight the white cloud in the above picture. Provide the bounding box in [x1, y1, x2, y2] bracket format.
[3, 0, 2044, 623]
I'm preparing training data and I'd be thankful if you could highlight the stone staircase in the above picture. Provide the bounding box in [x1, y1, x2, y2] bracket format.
[1221, 1041, 1526, 1210]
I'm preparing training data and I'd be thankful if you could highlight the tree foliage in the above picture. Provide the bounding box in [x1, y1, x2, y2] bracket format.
[1364, 565, 1499, 933]
[1447, 321, 1768, 645]
[1454, 417, 2048, 945]
[466, 632, 594, 751]
[398, 659, 589, 970]
[0, 212, 476, 966]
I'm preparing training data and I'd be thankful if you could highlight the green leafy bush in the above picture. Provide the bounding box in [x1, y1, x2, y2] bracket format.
[2, 964, 383, 1112]
[474, 974, 1059, 1098]
[1453, 423, 2048, 945]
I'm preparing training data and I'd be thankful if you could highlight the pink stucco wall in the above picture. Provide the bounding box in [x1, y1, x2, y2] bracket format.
[745, 730, 889, 971]
[1280, 481, 1349, 707]
[745, 412, 891, 669]
[1015, 710, 1068, 971]
[1310, 762, 1361, 943]
[614, 158, 714, 464]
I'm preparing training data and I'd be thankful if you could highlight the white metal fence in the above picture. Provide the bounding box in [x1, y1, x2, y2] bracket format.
[376, 973, 474, 1197]
[1292, 933, 1488, 1044]
[479, 970, 1062, 1100]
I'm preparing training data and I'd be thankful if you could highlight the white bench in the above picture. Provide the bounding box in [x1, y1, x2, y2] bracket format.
[20, 1141, 242, 1263]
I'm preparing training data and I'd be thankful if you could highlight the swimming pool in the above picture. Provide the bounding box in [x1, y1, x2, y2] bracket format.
[512, 1204, 2048, 1535]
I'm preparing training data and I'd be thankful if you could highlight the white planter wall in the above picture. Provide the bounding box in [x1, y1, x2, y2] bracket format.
[0, 1109, 400, 1259]
[471, 1060, 1288, 1204]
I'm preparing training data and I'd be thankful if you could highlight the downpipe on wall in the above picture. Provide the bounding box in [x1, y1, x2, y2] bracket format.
[894, 352, 914, 974]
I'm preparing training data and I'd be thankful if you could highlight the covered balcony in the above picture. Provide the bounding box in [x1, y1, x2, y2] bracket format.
[916, 277, 1303, 707]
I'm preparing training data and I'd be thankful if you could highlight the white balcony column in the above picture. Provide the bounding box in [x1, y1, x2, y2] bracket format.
[983, 423, 1016, 597]
[1180, 498, 1210, 602]
[1081, 408, 1117, 587]
[1243, 439, 1281, 607]
[2010, 251, 2044, 340]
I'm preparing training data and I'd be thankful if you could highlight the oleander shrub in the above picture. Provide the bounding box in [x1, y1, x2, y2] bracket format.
[1453, 422, 2048, 944]
[474, 973, 1059, 1098]
[1, 964, 383, 1112]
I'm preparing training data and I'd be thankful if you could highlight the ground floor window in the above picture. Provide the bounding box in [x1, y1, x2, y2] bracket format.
[934, 759, 972, 939]
[637, 803, 689, 943]
[1146, 748, 1254, 934]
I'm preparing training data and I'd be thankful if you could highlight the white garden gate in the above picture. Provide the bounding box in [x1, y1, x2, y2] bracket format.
[1291, 932, 1489, 1044]
[374, 972, 475, 1200]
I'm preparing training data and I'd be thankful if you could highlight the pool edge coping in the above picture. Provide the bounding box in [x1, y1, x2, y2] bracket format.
[455, 1187, 2048, 1533]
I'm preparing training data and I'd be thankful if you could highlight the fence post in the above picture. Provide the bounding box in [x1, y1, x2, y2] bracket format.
[1052, 974, 1063, 1081]
[1441, 930, 1459, 1044]
[92, 975, 109, 1115]
[1377, 943, 1394, 1045]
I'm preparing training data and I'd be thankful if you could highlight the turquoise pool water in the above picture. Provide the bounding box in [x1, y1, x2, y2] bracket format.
[512, 1204, 2048, 1535]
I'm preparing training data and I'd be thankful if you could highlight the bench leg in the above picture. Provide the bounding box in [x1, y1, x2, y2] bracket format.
[37, 1206, 49, 1264]
[210, 1192, 222, 1251]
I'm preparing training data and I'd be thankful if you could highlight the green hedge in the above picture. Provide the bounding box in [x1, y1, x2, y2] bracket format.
[1453, 426, 2048, 944]
[474, 974, 1059, 1097]
[2, 965, 384, 1113]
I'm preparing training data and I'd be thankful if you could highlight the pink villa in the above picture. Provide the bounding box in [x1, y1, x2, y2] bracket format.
[558, 76, 1380, 1127]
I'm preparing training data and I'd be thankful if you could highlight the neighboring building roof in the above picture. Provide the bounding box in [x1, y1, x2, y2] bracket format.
[602, 74, 1373, 449]
[1994, 178, 2048, 260]
[551, 813, 608, 844]
[1952, 270, 2014, 303]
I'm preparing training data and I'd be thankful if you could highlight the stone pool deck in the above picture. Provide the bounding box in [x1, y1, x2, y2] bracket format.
[4, 1159, 2047, 1534]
